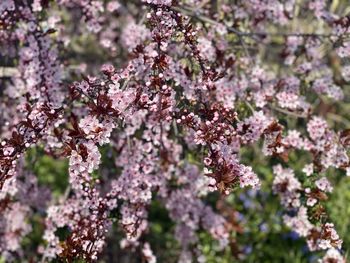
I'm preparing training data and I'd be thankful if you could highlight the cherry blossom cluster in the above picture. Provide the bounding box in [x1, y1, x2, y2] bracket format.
[0, 0, 350, 262]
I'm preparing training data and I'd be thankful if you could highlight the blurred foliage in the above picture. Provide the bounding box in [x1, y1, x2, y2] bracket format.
[26, 147, 69, 198]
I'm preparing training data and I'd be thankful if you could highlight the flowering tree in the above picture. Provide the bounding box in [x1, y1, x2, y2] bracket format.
[0, 0, 349, 262]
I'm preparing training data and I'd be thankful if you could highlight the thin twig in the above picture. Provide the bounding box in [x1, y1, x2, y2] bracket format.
[272, 106, 308, 118]
[327, 112, 350, 127]
[173, 5, 343, 39]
